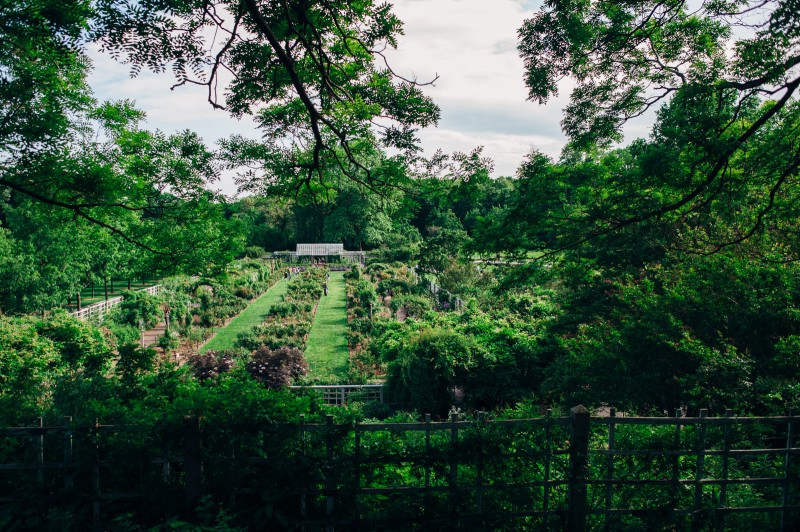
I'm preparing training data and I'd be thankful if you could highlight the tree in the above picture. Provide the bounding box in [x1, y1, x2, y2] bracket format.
[0, 97, 245, 313]
[95, 0, 440, 196]
[518, 1, 800, 255]
[418, 210, 469, 275]
[1, 2, 244, 287]
[388, 327, 478, 417]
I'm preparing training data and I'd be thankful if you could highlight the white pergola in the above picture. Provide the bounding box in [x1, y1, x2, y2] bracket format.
[280, 243, 365, 265]
[296, 243, 344, 256]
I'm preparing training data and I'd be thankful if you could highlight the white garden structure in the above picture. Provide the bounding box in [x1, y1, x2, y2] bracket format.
[278, 243, 365, 265]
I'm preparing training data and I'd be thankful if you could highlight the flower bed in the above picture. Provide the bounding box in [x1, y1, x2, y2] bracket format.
[344, 262, 428, 379]
[235, 268, 326, 353]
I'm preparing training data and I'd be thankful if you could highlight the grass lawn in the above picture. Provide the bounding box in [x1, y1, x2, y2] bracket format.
[200, 279, 289, 353]
[304, 271, 349, 381]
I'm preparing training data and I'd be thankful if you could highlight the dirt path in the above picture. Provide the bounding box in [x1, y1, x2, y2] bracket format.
[141, 321, 167, 348]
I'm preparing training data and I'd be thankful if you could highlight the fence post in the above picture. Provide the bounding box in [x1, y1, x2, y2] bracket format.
[63, 416, 73, 490]
[161, 413, 171, 483]
[717, 409, 732, 532]
[353, 426, 361, 527]
[449, 412, 459, 525]
[300, 414, 307, 528]
[326, 415, 335, 532]
[568, 405, 590, 532]
[544, 409, 553, 526]
[424, 413, 431, 517]
[92, 419, 101, 531]
[35, 417, 44, 485]
[692, 409, 708, 531]
[476, 411, 485, 516]
[183, 416, 203, 503]
[671, 408, 682, 515]
[781, 410, 795, 532]
[604, 408, 616, 532]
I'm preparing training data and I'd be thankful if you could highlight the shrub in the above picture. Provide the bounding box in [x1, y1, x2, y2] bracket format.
[116, 344, 157, 380]
[376, 279, 413, 297]
[387, 327, 478, 417]
[109, 290, 162, 329]
[235, 329, 263, 351]
[234, 286, 255, 300]
[268, 302, 296, 318]
[106, 322, 140, 347]
[390, 295, 433, 317]
[245, 346, 308, 389]
[156, 331, 179, 352]
[187, 351, 236, 381]
[343, 266, 362, 281]
[242, 245, 266, 258]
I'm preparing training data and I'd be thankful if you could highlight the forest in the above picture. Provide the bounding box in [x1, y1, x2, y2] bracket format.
[1, 0, 799, 529]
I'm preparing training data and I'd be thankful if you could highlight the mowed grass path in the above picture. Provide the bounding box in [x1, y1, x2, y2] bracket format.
[200, 279, 288, 353]
[304, 271, 349, 381]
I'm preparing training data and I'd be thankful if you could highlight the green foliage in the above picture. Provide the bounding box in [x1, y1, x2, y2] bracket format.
[106, 321, 140, 346]
[157, 330, 180, 352]
[387, 327, 478, 417]
[343, 266, 362, 281]
[116, 344, 157, 382]
[0, 317, 62, 423]
[418, 212, 470, 274]
[376, 278, 414, 297]
[389, 294, 432, 317]
[96, 0, 439, 199]
[0, 312, 116, 423]
[109, 290, 162, 329]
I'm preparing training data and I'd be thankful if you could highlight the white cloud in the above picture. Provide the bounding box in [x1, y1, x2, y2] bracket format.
[385, 0, 568, 173]
[88, 45, 259, 142]
[85, 0, 654, 196]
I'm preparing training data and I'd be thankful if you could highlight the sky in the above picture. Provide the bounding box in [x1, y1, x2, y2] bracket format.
[87, 0, 652, 197]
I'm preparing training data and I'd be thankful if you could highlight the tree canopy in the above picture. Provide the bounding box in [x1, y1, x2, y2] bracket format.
[518, 0, 800, 256]
[94, 0, 440, 196]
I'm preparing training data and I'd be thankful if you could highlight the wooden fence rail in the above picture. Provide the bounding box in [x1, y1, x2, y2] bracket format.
[68, 284, 162, 322]
[290, 384, 386, 405]
[0, 408, 797, 530]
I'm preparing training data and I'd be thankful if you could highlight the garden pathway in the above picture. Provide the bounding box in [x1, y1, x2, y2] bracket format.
[141, 321, 167, 348]
[304, 271, 349, 381]
[199, 278, 289, 353]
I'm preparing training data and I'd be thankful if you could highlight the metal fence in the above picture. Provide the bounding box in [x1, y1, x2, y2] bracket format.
[1, 408, 797, 530]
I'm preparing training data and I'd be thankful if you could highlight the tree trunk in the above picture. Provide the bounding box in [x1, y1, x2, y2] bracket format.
[77, 292, 82, 311]
[91, 284, 95, 298]
[104, 279, 108, 301]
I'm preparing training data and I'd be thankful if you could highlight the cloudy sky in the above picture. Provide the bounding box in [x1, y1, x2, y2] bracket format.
[87, 0, 651, 196]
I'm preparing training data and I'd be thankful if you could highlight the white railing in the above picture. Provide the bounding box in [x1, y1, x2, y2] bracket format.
[142, 285, 161, 296]
[428, 281, 464, 309]
[290, 384, 385, 405]
[69, 284, 162, 322]
[69, 296, 123, 321]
